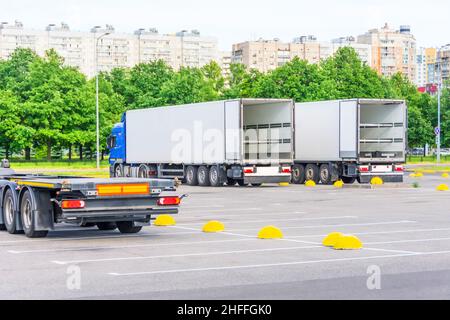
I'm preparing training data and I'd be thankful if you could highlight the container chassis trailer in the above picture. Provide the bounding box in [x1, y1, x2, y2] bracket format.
[0, 162, 181, 238]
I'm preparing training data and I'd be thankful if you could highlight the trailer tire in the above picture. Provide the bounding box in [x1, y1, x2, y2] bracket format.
[2, 188, 22, 235]
[342, 176, 356, 184]
[237, 180, 248, 187]
[114, 164, 124, 178]
[305, 164, 320, 184]
[117, 221, 142, 234]
[209, 166, 222, 187]
[226, 178, 236, 186]
[198, 166, 210, 186]
[319, 164, 333, 185]
[97, 222, 117, 231]
[138, 164, 149, 178]
[20, 190, 48, 238]
[292, 164, 306, 184]
[186, 166, 199, 186]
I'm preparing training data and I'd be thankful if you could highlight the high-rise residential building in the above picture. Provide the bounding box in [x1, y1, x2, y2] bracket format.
[416, 47, 437, 86]
[0, 21, 220, 78]
[218, 51, 232, 78]
[232, 37, 323, 73]
[437, 45, 450, 84]
[357, 24, 417, 83]
[231, 36, 372, 73]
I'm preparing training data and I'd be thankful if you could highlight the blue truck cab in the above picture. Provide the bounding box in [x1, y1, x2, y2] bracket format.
[108, 114, 126, 177]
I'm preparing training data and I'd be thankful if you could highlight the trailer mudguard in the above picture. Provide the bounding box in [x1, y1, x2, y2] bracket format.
[19, 187, 54, 231]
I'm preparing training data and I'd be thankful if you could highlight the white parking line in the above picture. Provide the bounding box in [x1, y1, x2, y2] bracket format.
[181, 208, 263, 214]
[8, 238, 258, 254]
[179, 211, 308, 219]
[226, 220, 417, 232]
[365, 237, 450, 246]
[108, 252, 430, 277]
[52, 245, 323, 265]
[176, 216, 358, 226]
[286, 227, 450, 239]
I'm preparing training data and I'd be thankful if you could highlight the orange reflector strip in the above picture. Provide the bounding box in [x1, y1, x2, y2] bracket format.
[96, 184, 149, 196]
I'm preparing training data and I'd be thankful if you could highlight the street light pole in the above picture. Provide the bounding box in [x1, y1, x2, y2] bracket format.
[95, 32, 110, 170]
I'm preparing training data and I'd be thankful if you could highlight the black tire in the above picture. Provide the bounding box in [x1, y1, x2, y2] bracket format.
[292, 164, 306, 184]
[117, 221, 142, 234]
[319, 164, 333, 185]
[197, 166, 210, 186]
[114, 164, 124, 178]
[2, 188, 22, 235]
[209, 166, 222, 187]
[80, 222, 96, 228]
[138, 164, 149, 178]
[342, 176, 356, 184]
[185, 166, 198, 186]
[251, 183, 262, 187]
[305, 164, 320, 184]
[97, 222, 117, 231]
[226, 178, 236, 186]
[20, 191, 48, 238]
[237, 180, 248, 187]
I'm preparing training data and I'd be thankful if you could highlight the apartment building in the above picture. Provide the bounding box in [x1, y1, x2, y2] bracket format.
[357, 24, 416, 83]
[0, 21, 220, 78]
[416, 47, 437, 86]
[218, 51, 232, 78]
[437, 45, 450, 84]
[232, 37, 322, 72]
[232, 35, 372, 73]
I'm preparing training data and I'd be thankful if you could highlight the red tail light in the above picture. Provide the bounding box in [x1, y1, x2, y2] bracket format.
[244, 168, 254, 174]
[282, 167, 292, 174]
[359, 166, 370, 173]
[157, 197, 181, 206]
[62, 200, 85, 209]
[394, 165, 404, 172]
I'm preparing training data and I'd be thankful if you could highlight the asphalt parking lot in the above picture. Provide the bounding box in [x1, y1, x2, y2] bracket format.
[1, 174, 450, 300]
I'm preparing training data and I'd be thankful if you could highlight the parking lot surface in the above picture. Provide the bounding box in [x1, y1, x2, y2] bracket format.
[1, 174, 450, 299]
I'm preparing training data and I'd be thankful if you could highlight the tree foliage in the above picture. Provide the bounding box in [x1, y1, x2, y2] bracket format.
[0, 46, 444, 159]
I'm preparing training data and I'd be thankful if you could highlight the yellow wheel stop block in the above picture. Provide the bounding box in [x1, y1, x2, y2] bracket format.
[258, 226, 283, 239]
[371, 177, 384, 185]
[437, 184, 449, 192]
[202, 221, 225, 233]
[305, 180, 316, 187]
[442, 173, 449, 178]
[322, 232, 344, 247]
[334, 180, 344, 188]
[154, 215, 176, 227]
[279, 182, 290, 187]
[333, 235, 363, 250]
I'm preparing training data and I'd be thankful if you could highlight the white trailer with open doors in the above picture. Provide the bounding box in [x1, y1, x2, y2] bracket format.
[109, 99, 294, 187]
[292, 99, 407, 184]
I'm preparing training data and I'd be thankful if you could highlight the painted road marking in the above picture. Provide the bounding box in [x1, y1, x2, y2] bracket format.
[51, 245, 323, 265]
[176, 216, 358, 226]
[107, 249, 450, 277]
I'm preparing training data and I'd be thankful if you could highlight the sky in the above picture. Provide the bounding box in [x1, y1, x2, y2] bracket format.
[2, 0, 450, 50]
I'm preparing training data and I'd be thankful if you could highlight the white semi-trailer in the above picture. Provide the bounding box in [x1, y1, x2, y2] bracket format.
[108, 99, 294, 187]
[292, 99, 407, 184]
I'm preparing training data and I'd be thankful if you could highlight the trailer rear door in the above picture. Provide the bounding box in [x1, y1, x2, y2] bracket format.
[225, 100, 242, 163]
[339, 101, 358, 159]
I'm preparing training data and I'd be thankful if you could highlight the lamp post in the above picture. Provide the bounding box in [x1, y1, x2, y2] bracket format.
[436, 44, 450, 164]
[95, 31, 110, 169]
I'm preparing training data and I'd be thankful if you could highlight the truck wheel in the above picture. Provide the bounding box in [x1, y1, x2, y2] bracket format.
[237, 180, 248, 187]
[209, 166, 222, 187]
[117, 221, 142, 234]
[20, 190, 48, 238]
[114, 164, 124, 178]
[305, 164, 320, 184]
[292, 164, 306, 184]
[186, 166, 198, 186]
[138, 165, 149, 178]
[2, 188, 23, 235]
[226, 178, 236, 186]
[319, 164, 333, 185]
[342, 176, 356, 184]
[97, 222, 117, 231]
[198, 166, 211, 186]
